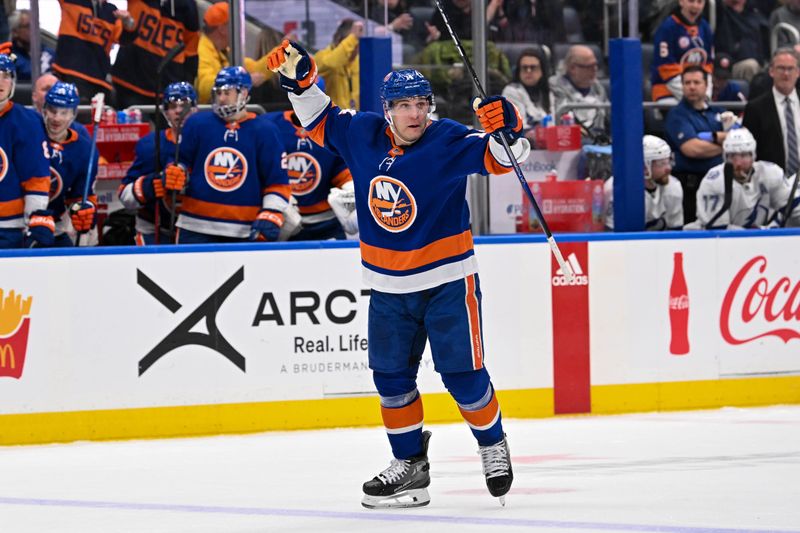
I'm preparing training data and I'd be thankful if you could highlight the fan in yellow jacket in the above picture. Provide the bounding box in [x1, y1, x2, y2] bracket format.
[195, 2, 271, 104]
[314, 19, 363, 110]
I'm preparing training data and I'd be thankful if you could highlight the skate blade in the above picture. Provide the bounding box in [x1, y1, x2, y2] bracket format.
[499, 495, 506, 507]
[361, 488, 431, 509]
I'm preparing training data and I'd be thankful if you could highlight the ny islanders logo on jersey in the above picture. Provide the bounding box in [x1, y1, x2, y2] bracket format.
[368, 176, 417, 232]
[204, 147, 248, 192]
[286, 152, 321, 196]
[49, 167, 63, 201]
[0, 148, 8, 182]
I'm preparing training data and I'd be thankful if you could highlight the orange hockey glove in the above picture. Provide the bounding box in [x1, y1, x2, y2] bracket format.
[164, 164, 187, 192]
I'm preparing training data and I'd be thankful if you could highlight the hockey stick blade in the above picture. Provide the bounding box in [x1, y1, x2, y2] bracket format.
[431, 0, 574, 283]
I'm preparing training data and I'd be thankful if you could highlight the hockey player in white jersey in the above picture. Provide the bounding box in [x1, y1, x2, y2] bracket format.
[605, 135, 684, 230]
[692, 128, 800, 229]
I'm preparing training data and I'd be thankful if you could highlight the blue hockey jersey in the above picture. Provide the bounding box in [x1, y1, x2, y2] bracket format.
[176, 111, 290, 238]
[651, 11, 714, 101]
[292, 87, 520, 293]
[44, 125, 98, 235]
[0, 102, 51, 229]
[262, 110, 352, 224]
[119, 129, 177, 235]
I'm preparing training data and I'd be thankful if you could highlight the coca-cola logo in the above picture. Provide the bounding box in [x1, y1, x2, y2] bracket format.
[670, 295, 689, 310]
[720, 256, 800, 345]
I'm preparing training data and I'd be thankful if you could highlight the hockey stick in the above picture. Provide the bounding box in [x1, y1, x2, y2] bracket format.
[75, 92, 105, 247]
[154, 42, 186, 244]
[432, 0, 572, 281]
[169, 104, 192, 240]
[781, 171, 800, 227]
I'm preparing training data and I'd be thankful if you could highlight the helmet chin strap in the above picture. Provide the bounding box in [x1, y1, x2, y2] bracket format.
[385, 110, 430, 146]
[0, 76, 15, 108]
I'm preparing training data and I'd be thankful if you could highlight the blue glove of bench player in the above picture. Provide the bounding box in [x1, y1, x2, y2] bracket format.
[24, 210, 56, 248]
[249, 209, 284, 242]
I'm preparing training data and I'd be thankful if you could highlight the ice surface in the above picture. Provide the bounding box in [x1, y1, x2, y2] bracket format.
[1, 405, 799, 532]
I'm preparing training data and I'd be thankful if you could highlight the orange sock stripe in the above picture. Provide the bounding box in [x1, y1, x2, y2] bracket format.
[381, 396, 423, 434]
[465, 274, 483, 370]
[459, 393, 499, 431]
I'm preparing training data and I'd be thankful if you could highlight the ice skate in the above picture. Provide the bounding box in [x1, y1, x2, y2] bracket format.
[479, 434, 513, 506]
[361, 430, 432, 509]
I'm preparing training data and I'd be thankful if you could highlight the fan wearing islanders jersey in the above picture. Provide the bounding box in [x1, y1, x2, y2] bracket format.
[262, 109, 357, 240]
[268, 41, 531, 509]
[167, 66, 292, 244]
[119, 82, 197, 245]
[41, 82, 99, 246]
[651, 2, 713, 101]
[0, 48, 52, 248]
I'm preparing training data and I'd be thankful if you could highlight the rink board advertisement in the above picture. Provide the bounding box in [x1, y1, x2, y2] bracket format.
[0, 232, 799, 444]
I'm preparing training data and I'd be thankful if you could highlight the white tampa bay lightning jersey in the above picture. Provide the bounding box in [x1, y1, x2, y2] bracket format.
[695, 161, 800, 229]
[604, 175, 684, 230]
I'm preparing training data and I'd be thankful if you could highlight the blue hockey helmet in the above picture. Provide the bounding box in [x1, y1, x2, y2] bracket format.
[379, 69, 434, 110]
[213, 66, 252, 92]
[0, 54, 16, 104]
[45, 82, 80, 110]
[163, 81, 197, 108]
[212, 66, 252, 119]
[0, 53, 15, 75]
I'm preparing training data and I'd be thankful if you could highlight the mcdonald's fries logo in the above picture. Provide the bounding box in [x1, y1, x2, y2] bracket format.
[0, 289, 32, 379]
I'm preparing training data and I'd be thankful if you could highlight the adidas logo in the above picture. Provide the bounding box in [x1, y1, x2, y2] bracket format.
[552, 253, 589, 286]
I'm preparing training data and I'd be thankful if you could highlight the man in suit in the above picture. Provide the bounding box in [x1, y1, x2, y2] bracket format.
[742, 47, 800, 176]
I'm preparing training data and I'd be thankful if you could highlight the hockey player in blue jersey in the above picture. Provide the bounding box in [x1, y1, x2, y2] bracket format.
[269, 41, 531, 508]
[0, 49, 53, 248]
[262, 109, 357, 240]
[41, 82, 99, 246]
[119, 82, 197, 245]
[168, 66, 292, 244]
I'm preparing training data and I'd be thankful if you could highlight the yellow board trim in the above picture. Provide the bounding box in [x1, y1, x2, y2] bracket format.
[1, 377, 798, 445]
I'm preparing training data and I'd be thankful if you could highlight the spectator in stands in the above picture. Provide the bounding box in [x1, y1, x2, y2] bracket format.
[369, 0, 435, 54]
[604, 135, 684, 231]
[9, 10, 55, 81]
[315, 19, 363, 110]
[419, 39, 511, 123]
[651, 0, 713, 102]
[502, 47, 552, 137]
[195, 1, 270, 104]
[711, 53, 747, 102]
[488, 0, 565, 49]
[549, 44, 608, 141]
[568, 0, 603, 42]
[770, 0, 800, 50]
[250, 26, 292, 110]
[111, 0, 200, 109]
[714, 0, 769, 83]
[32, 72, 58, 113]
[52, 0, 134, 105]
[430, 0, 471, 41]
[743, 47, 800, 175]
[430, 0, 505, 41]
[0, 0, 12, 42]
[664, 65, 731, 223]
